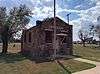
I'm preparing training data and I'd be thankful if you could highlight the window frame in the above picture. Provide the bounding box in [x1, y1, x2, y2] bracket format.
[29, 32, 32, 43]
[45, 31, 52, 43]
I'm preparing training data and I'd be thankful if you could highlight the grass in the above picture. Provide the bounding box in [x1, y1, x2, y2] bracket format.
[0, 53, 95, 74]
[59, 59, 96, 73]
[0, 43, 96, 74]
[74, 44, 100, 62]
[0, 56, 64, 74]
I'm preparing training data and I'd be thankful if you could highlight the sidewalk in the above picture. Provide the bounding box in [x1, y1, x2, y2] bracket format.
[73, 58, 100, 74]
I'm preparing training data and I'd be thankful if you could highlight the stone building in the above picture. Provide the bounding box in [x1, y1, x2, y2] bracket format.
[21, 17, 73, 58]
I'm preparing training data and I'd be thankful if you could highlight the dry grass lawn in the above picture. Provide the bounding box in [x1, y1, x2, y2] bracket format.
[0, 43, 96, 74]
[74, 44, 100, 62]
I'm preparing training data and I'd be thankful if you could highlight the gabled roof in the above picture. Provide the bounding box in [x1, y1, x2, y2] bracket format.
[26, 17, 71, 31]
[42, 17, 69, 25]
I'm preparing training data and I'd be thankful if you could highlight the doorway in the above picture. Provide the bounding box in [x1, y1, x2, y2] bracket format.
[56, 34, 67, 55]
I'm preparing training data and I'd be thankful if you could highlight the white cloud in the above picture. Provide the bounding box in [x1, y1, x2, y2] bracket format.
[1, 0, 100, 41]
[27, 0, 100, 41]
[26, 23, 33, 29]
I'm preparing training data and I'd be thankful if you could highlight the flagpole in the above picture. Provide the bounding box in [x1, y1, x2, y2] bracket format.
[53, 0, 56, 59]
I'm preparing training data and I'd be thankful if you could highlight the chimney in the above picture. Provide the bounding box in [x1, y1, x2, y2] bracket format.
[36, 20, 42, 26]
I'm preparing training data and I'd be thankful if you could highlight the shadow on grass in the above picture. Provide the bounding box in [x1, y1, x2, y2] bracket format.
[72, 54, 82, 58]
[0, 52, 52, 64]
[0, 50, 82, 64]
[25, 55, 53, 63]
[0, 52, 26, 63]
[34, 58, 53, 63]
[26, 54, 82, 64]
[57, 60, 72, 74]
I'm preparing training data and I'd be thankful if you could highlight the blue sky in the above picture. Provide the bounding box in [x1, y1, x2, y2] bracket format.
[0, 0, 100, 41]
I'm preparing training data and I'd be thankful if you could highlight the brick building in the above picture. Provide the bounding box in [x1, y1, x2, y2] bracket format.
[21, 17, 73, 58]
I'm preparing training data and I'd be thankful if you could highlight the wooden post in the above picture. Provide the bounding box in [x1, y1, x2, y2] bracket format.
[53, 0, 57, 59]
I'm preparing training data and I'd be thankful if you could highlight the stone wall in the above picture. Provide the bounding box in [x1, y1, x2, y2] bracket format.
[21, 17, 73, 57]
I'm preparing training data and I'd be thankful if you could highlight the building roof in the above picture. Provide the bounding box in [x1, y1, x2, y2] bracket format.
[25, 17, 72, 31]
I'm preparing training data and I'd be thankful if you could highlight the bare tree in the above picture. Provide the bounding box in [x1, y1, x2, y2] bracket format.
[96, 16, 100, 46]
[95, 25, 100, 46]
[78, 30, 89, 47]
[90, 16, 100, 47]
[0, 5, 32, 54]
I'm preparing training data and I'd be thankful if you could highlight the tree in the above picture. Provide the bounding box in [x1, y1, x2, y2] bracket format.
[94, 25, 100, 46]
[0, 5, 32, 54]
[90, 16, 100, 47]
[96, 16, 100, 46]
[78, 30, 89, 47]
[90, 25, 100, 46]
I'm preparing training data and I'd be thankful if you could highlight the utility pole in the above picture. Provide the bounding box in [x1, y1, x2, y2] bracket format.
[66, 13, 71, 25]
[53, 0, 57, 59]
